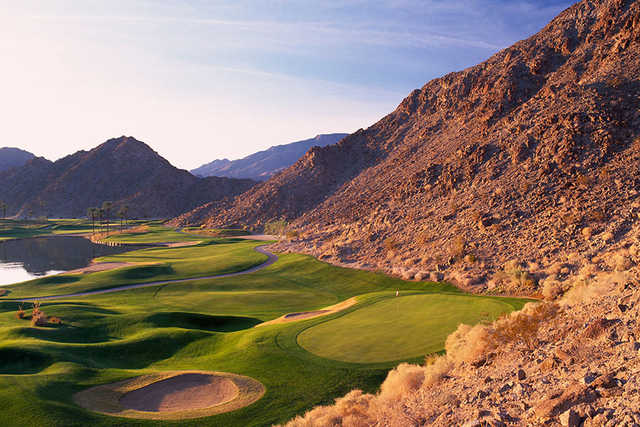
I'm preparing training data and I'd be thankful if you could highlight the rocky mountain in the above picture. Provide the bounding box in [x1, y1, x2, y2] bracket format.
[191, 133, 348, 180]
[174, 0, 640, 296]
[279, 1, 640, 426]
[0, 147, 35, 172]
[0, 136, 256, 219]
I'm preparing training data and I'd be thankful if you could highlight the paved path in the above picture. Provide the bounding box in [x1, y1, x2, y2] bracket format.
[12, 245, 277, 302]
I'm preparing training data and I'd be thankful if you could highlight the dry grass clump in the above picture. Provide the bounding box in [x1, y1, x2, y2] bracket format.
[31, 301, 48, 326]
[383, 238, 397, 253]
[493, 302, 558, 349]
[285, 390, 378, 427]
[451, 235, 466, 259]
[286, 230, 300, 240]
[503, 260, 536, 288]
[541, 275, 564, 300]
[285, 301, 558, 426]
[16, 304, 25, 319]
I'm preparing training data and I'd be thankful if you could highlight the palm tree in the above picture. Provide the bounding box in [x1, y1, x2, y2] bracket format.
[102, 201, 113, 235]
[118, 205, 129, 231]
[87, 207, 98, 234]
[98, 208, 104, 233]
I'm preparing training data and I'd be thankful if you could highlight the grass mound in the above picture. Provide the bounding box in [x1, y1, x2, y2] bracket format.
[74, 371, 265, 420]
[146, 312, 261, 332]
[118, 265, 175, 280]
[38, 276, 80, 285]
[298, 294, 515, 363]
[0, 347, 52, 374]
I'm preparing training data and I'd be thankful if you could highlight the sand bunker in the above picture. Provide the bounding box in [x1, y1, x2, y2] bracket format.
[257, 297, 358, 327]
[163, 241, 202, 248]
[74, 371, 265, 420]
[284, 310, 330, 320]
[66, 262, 136, 274]
[120, 373, 238, 412]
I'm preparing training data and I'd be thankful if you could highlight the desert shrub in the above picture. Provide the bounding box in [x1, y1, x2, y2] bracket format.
[588, 208, 607, 223]
[48, 316, 62, 325]
[16, 304, 25, 320]
[503, 260, 536, 288]
[415, 231, 430, 246]
[494, 302, 558, 349]
[264, 219, 288, 236]
[286, 389, 378, 427]
[451, 235, 466, 258]
[286, 230, 300, 240]
[383, 238, 397, 253]
[541, 276, 563, 300]
[445, 323, 493, 365]
[379, 363, 425, 401]
[30, 301, 48, 327]
[575, 174, 593, 187]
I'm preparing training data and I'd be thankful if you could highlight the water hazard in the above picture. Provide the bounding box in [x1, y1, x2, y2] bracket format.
[0, 236, 146, 286]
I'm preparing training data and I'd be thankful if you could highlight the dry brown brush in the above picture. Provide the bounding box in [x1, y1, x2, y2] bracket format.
[284, 301, 558, 426]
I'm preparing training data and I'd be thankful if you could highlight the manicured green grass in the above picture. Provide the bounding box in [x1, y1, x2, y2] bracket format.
[103, 225, 202, 244]
[298, 293, 517, 363]
[0, 235, 529, 426]
[3, 239, 269, 298]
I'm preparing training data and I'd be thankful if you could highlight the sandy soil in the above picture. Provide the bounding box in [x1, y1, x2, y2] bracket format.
[66, 262, 136, 274]
[74, 370, 265, 420]
[257, 297, 358, 327]
[162, 240, 202, 248]
[237, 234, 278, 241]
[119, 373, 238, 412]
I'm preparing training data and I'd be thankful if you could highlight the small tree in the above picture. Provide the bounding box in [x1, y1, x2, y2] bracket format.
[118, 205, 129, 231]
[264, 219, 288, 237]
[0, 201, 7, 219]
[87, 207, 98, 234]
[102, 201, 113, 235]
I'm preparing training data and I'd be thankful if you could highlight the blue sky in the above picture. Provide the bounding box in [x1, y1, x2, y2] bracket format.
[0, 0, 572, 169]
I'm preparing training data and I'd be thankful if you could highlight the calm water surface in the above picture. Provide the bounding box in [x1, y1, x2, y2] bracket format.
[0, 236, 146, 286]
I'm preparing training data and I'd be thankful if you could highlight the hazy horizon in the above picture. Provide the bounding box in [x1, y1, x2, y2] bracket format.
[1, 0, 571, 169]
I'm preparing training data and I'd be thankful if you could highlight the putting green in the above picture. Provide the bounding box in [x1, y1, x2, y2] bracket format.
[298, 294, 512, 363]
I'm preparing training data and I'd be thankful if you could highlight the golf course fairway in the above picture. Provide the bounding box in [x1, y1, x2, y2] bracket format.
[0, 224, 529, 426]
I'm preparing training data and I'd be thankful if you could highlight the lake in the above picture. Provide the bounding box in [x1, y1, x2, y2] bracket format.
[0, 236, 146, 286]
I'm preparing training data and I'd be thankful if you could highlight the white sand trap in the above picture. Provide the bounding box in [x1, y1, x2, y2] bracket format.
[119, 373, 238, 412]
[74, 370, 265, 420]
[257, 297, 358, 327]
[66, 262, 136, 274]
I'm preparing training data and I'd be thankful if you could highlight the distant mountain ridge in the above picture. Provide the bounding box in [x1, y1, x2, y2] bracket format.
[0, 147, 35, 172]
[191, 133, 348, 180]
[0, 136, 256, 219]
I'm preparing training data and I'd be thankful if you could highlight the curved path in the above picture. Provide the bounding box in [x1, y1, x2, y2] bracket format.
[12, 245, 278, 302]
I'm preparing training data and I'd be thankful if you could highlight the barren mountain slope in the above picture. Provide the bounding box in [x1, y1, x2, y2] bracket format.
[0, 136, 256, 218]
[0, 147, 35, 172]
[280, 1, 640, 425]
[176, 0, 640, 297]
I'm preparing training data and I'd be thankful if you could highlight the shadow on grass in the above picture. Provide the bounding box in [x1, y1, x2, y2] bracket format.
[0, 347, 52, 374]
[38, 276, 80, 285]
[116, 265, 175, 280]
[145, 312, 261, 332]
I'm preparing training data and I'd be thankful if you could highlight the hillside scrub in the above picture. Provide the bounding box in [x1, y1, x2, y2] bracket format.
[285, 256, 640, 426]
